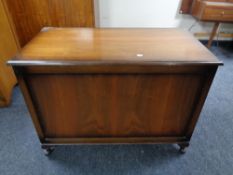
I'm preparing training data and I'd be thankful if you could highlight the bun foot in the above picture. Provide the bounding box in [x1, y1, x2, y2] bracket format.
[178, 143, 190, 154]
[41, 145, 55, 156]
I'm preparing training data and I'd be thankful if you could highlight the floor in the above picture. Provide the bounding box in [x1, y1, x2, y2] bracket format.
[0, 45, 232, 175]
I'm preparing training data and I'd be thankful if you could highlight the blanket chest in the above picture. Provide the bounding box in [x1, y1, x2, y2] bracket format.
[8, 27, 222, 155]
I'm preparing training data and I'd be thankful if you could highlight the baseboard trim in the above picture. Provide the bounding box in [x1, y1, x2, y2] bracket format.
[194, 32, 233, 43]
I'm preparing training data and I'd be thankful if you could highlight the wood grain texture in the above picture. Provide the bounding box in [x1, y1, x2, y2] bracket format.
[191, 0, 233, 48]
[0, 0, 18, 107]
[10, 28, 221, 65]
[181, 0, 233, 14]
[4, 0, 95, 46]
[192, 0, 233, 22]
[25, 74, 204, 138]
[16, 74, 44, 140]
[10, 28, 222, 147]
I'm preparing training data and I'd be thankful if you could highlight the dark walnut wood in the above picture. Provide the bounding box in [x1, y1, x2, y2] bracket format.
[8, 28, 222, 154]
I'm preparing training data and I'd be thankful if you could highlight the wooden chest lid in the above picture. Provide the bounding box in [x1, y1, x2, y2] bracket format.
[8, 27, 222, 66]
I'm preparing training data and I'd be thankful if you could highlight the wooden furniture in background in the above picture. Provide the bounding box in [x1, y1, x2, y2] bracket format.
[8, 28, 222, 155]
[0, 0, 19, 107]
[180, 0, 233, 13]
[4, 0, 95, 47]
[180, 0, 195, 13]
[180, 0, 233, 48]
[192, 0, 233, 48]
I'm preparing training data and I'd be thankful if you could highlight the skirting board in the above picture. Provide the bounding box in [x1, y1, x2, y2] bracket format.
[195, 32, 233, 41]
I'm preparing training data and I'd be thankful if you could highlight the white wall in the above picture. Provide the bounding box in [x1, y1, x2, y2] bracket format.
[95, 0, 233, 39]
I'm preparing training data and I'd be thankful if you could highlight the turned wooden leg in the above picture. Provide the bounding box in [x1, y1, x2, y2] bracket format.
[178, 143, 190, 153]
[41, 145, 55, 156]
[207, 22, 220, 49]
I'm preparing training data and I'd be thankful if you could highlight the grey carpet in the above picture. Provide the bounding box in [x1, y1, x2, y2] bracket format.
[0, 46, 232, 175]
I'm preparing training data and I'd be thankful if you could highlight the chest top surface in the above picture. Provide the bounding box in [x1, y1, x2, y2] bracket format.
[9, 27, 222, 66]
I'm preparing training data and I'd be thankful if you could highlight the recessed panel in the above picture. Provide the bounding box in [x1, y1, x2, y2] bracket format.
[26, 74, 204, 138]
